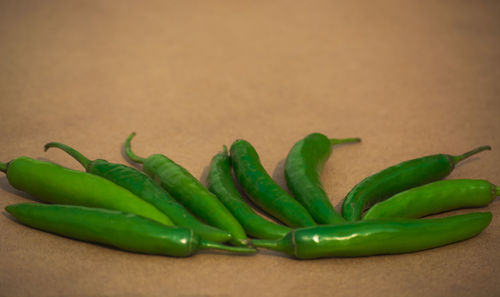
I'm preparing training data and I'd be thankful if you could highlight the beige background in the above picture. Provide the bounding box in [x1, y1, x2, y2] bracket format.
[1, 1, 500, 296]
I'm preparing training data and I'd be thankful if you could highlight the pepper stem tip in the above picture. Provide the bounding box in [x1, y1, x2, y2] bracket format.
[452, 145, 491, 165]
[200, 240, 257, 254]
[44, 142, 91, 169]
[330, 137, 362, 145]
[0, 161, 7, 173]
[124, 132, 146, 164]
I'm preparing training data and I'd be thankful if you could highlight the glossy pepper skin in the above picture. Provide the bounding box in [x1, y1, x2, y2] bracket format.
[363, 179, 499, 220]
[341, 145, 491, 221]
[285, 133, 360, 224]
[207, 146, 291, 240]
[252, 212, 492, 259]
[230, 139, 317, 228]
[5, 203, 257, 257]
[44, 142, 231, 243]
[0, 157, 173, 226]
[124, 132, 249, 246]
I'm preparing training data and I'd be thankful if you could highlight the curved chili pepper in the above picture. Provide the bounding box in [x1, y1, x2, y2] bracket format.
[252, 212, 492, 259]
[124, 132, 249, 246]
[0, 157, 173, 226]
[363, 179, 499, 220]
[341, 145, 491, 221]
[6, 203, 256, 257]
[285, 133, 360, 224]
[44, 142, 231, 243]
[207, 146, 291, 239]
[230, 139, 317, 228]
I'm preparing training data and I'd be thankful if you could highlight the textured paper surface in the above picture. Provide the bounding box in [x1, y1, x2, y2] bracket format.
[1, 1, 499, 296]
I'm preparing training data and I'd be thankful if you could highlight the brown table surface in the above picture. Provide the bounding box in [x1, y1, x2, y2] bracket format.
[1, 1, 499, 296]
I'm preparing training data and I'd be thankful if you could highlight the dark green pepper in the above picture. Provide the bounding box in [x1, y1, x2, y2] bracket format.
[285, 133, 360, 224]
[230, 139, 317, 228]
[252, 212, 492, 259]
[44, 142, 231, 243]
[5, 203, 256, 257]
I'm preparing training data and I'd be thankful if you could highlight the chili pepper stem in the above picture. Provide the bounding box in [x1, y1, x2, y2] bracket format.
[199, 240, 257, 254]
[44, 142, 91, 169]
[251, 239, 279, 249]
[329, 138, 361, 145]
[125, 132, 146, 164]
[221, 145, 228, 155]
[451, 145, 491, 165]
[0, 161, 7, 173]
[251, 238, 293, 255]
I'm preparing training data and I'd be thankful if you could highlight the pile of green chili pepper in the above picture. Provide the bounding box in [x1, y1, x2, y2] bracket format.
[1, 132, 496, 259]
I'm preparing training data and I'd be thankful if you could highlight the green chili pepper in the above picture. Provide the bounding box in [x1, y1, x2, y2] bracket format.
[230, 139, 317, 228]
[285, 133, 361, 224]
[363, 179, 499, 220]
[5, 203, 257, 256]
[252, 212, 491, 259]
[44, 142, 231, 243]
[0, 157, 173, 226]
[124, 132, 249, 246]
[207, 146, 291, 239]
[341, 145, 491, 221]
